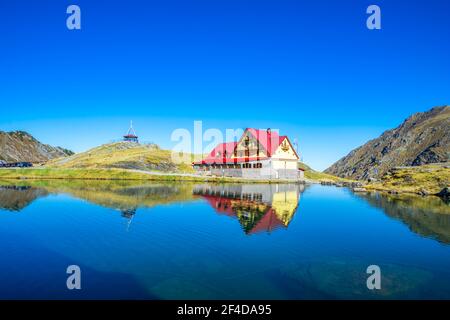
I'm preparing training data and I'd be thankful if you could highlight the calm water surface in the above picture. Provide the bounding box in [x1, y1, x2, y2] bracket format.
[0, 180, 449, 299]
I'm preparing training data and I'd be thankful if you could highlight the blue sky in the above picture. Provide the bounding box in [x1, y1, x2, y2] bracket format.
[1, 0, 449, 170]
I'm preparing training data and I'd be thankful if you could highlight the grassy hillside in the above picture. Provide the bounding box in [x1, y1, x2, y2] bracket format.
[366, 163, 450, 195]
[298, 162, 354, 183]
[47, 142, 194, 173]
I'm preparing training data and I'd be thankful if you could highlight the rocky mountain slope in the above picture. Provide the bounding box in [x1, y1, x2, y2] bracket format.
[0, 131, 73, 163]
[325, 106, 450, 180]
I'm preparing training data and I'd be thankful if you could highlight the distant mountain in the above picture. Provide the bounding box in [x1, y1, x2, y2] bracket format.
[0, 131, 73, 163]
[325, 106, 450, 180]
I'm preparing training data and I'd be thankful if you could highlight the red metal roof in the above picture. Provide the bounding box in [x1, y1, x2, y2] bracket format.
[208, 142, 237, 158]
[193, 128, 298, 164]
[193, 128, 299, 165]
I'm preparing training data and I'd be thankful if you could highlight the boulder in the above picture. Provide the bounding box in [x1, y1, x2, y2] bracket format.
[435, 187, 450, 201]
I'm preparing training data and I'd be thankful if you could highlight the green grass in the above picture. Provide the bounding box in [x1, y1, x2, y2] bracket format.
[0, 168, 153, 180]
[0, 167, 303, 184]
[298, 162, 354, 183]
[366, 164, 450, 195]
[304, 170, 352, 182]
[47, 142, 195, 173]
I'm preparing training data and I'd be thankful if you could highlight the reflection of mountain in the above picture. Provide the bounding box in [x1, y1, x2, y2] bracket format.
[358, 192, 450, 244]
[193, 184, 304, 235]
[0, 186, 48, 211]
[0, 181, 194, 225]
[45, 182, 196, 228]
[58, 184, 194, 211]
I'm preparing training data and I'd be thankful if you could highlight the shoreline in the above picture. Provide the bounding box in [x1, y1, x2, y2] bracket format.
[0, 167, 307, 184]
[0, 168, 447, 201]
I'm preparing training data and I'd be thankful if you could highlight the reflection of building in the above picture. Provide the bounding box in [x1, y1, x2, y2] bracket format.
[119, 208, 137, 231]
[193, 184, 304, 235]
[193, 128, 304, 180]
[121, 208, 136, 219]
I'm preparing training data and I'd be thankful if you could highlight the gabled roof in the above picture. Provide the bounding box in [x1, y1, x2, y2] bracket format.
[208, 142, 237, 159]
[193, 128, 299, 165]
[247, 208, 285, 234]
[242, 128, 281, 156]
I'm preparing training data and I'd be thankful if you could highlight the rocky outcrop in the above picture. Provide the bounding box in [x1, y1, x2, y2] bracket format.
[325, 106, 450, 180]
[0, 131, 73, 163]
[436, 187, 450, 203]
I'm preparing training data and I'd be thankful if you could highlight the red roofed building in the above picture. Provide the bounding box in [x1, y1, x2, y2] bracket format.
[193, 128, 304, 180]
[123, 121, 138, 143]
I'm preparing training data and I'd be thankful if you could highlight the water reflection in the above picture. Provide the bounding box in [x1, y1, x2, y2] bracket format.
[0, 181, 194, 229]
[356, 192, 450, 244]
[1, 181, 449, 241]
[193, 184, 304, 234]
[1, 181, 450, 299]
[0, 185, 48, 211]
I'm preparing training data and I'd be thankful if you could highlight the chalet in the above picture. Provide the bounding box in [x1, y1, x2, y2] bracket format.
[193, 128, 304, 180]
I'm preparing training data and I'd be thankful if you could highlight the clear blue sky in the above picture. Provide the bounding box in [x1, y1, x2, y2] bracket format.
[1, 0, 449, 170]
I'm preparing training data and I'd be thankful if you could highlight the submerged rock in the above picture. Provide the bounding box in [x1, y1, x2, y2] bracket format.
[417, 188, 430, 196]
[279, 259, 434, 299]
[436, 187, 450, 202]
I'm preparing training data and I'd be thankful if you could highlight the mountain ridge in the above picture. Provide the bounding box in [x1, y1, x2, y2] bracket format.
[325, 106, 450, 180]
[0, 131, 73, 163]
